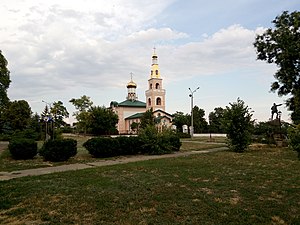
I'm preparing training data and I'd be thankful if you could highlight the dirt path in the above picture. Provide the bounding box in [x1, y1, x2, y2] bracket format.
[0, 147, 227, 181]
[0, 142, 8, 154]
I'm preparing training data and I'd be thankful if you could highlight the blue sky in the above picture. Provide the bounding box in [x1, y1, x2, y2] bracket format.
[0, 0, 299, 123]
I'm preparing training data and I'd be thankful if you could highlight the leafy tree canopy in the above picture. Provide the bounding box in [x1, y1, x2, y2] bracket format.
[172, 111, 190, 132]
[50, 101, 69, 127]
[4, 100, 32, 131]
[140, 108, 155, 129]
[0, 50, 11, 109]
[222, 98, 254, 152]
[209, 107, 225, 133]
[69, 95, 93, 134]
[192, 106, 208, 133]
[254, 11, 300, 124]
[69, 95, 93, 114]
[87, 106, 118, 135]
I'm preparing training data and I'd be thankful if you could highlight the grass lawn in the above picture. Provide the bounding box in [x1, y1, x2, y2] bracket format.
[0, 136, 226, 172]
[0, 146, 299, 224]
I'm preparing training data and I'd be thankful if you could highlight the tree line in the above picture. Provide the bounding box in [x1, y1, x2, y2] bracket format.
[1, 11, 300, 152]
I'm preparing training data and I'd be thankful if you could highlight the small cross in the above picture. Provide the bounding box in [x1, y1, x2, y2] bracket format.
[130, 72, 133, 81]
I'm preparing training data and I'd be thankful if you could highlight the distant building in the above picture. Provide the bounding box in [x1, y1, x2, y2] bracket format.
[110, 50, 173, 134]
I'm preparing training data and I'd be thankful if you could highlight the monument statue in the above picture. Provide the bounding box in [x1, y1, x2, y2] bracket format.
[271, 103, 282, 120]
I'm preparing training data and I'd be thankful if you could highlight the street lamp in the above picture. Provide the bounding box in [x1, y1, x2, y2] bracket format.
[189, 87, 200, 138]
[42, 100, 52, 111]
[42, 100, 53, 140]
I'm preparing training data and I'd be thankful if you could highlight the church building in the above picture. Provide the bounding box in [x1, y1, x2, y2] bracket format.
[110, 50, 173, 134]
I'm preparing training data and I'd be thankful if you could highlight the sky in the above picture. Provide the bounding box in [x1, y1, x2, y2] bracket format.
[1, 0, 299, 124]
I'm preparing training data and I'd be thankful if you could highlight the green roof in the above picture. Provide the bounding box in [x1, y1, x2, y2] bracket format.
[125, 112, 145, 120]
[110, 101, 119, 107]
[118, 99, 146, 108]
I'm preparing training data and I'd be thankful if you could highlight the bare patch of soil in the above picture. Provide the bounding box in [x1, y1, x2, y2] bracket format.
[0, 142, 8, 154]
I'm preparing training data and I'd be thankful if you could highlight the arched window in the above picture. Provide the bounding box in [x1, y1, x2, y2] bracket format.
[148, 98, 151, 106]
[151, 70, 153, 76]
[156, 97, 161, 105]
[155, 70, 158, 75]
[156, 83, 160, 89]
[150, 84, 152, 89]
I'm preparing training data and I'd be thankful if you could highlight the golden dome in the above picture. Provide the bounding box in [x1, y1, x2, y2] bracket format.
[127, 80, 137, 88]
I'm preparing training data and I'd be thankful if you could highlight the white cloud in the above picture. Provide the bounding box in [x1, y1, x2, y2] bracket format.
[1, 0, 286, 121]
[157, 24, 272, 82]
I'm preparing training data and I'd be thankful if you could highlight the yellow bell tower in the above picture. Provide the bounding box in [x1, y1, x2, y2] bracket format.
[145, 48, 166, 111]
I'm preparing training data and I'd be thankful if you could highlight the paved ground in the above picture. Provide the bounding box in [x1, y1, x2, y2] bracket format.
[0, 147, 227, 181]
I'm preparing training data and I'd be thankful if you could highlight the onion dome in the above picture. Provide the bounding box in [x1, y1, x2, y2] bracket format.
[127, 80, 137, 88]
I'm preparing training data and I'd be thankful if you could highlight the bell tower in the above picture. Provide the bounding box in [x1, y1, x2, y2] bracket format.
[145, 48, 166, 111]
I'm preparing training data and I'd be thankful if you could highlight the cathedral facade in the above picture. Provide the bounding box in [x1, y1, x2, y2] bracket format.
[110, 50, 173, 134]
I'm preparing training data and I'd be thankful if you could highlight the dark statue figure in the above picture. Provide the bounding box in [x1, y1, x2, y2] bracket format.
[271, 103, 282, 120]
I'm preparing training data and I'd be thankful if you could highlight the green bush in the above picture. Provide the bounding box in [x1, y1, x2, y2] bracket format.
[39, 139, 77, 162]
[0, 133, 11, 141]
[139, 126, 181, 155]
[157, 130, 181, 153]
[168, 133, 182, 151]
[8, 138, 37, 160]
[83, 137, 119, 158]
[116, 136, 142, 155]
[83, 128, 182, 158]
[138, 125, 161, 154]
[288, 125, 300, 159]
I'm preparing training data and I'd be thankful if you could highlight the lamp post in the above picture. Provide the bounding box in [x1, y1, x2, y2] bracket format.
[42, 100, 53, 140]
[189, 87, 200, 138]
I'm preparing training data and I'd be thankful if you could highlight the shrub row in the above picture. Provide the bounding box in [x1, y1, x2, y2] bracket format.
[8, 138, 38, 160]
[84, 129, 181, 158]
[8, 138, 78, 162]
[39, 139, 77, 162]
[83, 136, 141, 158]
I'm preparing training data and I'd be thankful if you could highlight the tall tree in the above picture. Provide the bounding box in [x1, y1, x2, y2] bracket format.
[172, 111, 190, 132]
[87, 106, 118, 135]
[0, 50, 11, 133]
[222, 98, 254, 152]
[41, 105, 50, 120]
[69, 95, 93, 134]
[254, 11, 300, 124]
[140, 108, 155, 129]
[69, 95, 93, 113]
[0, 50, 11, 109]
[50, 101, 69, 127]
[4, 100, 32, 131]
[209, 107, 225, 133]
[192, 106, 208, 133]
